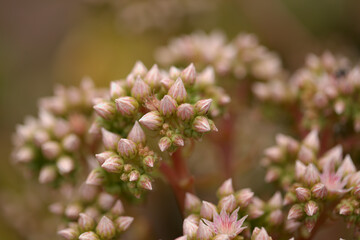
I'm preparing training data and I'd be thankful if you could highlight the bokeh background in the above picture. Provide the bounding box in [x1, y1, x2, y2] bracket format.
[1, 0, 360, 239]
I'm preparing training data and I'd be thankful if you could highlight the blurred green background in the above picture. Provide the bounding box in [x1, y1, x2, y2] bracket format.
[1, 0, 360, 239]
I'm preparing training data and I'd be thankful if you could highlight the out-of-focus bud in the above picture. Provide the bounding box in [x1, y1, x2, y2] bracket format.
[295, 187, 311, 202]
[96, 216, 116, 239]
[195, 99, 212, 115]
[218, 194, 236, 213]
[169, 66, 181, 79]
[158, 137, 172, 152]
[116, 216, 134, 232]
[305, 217, 317, 232]
[298, 145, 315, 164]
[269, 209, 283, 226]
[338, 155, 356, 175]
[78, 213, 95, 231]
[95, 151, 115, 165]
[127, 121, 146, 144]
[65, 204, 82, 220]
[268, 192, 282, 209]
[197, 66, 215, 86]
[192, 116, 211, 133]
[159, 95, 178, 116]
[184, 193, 201, 213]
[235, 188, 254, 208]
[217, 179, 234, 197]
[145, 64, 161, 87]
[115, 96, 139, 116]
[295, 161, 306, 180]
[264, 146, 282, 162]
[101, 128, 120, 150]
[62, 134, 80, 152]
[177, 104, 194, 121]
[183, 217, 198, 238]
[42, 141, 61, 159]
[288, 204, 303, 220]
[334, 100, 345, 115]
[57, 156, 75, 175]
[58, 228, 78, 240]
[265, 168, 280, 183]
[200, 201, 217, 220]
[98, 193, 116, 210]
[15, 147, 34, 163]
[118, 139, 137, 158]
[303, 164, 320, 186]
[39, 166, 57, 184]
[303, 130, 319, 152]
[305, 201, 318, 216]
[251, 227, 272, 240]
[101, 156, 124, 173]
[139, 111, 164, 130]
[311, 183, 327, 199]
[339, 203, 352, 216]
[197, 220, 214, 239]
[181, 63, 196, 85]
[93, 101, 116, 120]
[168, 78, 188, 103]
[110, 81, 125, 99]
[79, 231, 100, 240]
[111, 200, 124, 216]
[86, 168, 104, 186]
[138, 175, 152, 190]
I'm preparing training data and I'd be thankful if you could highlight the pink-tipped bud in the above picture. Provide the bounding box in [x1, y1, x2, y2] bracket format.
[303, 129, 319, 152]
[93, 101, 116, 120]
[78, 213, 95, 231]
[132, 61, 147, 77]
[311, 183, 327, 199]
[169, 66, 181, 79]
[264, 146, 282, 162]
[195, 99, 212, 115]
[184, 193, 201, 213]
[338, 155, 356, 175]
[14, 147, 34, 163]
[138, 175, 152, 190]
[305, 201, 318, 216]
[96, 216, 116, 239]
[265, 168, 280, 182]
[305, 217, 317, 233]
[295, 187, 311, 202]
[181, 63, 196, 85]
[139, 111, 164, 130]
[172, 134, 185, 147]
[95, 151, 115, 165]
[160, 78, 174, 90]
[288, 204, 303, 220]
[197, 220, 214, 239]
[339, 204, 352, 216]
[101, 156, 124, 173]
[160, 95, 178, 116]
[39, 166, 56, 184]
[269, 209, 283, 226]
[116, 216, 134, 232]
[129, 170, 140, 182]
[115, 96, 139, 116]
[58, 228, 78, 240]
[86, 168, 104, 186]
[127, 121, 146, 144]
[268, 191, 282, 209]
[145, 64, 161, 87]
[101, 128, 120, 150]
[42, 141, 61, 159]
[143, 156, 155, 168]
[252, 227, 271, 240]
[131, 76, 151, 100]
[65, 204, 81, 220]
[118, 139, 137, 158]
[158, 137, 172, 152]
[177, 103, 194, 121]
[79, 231, 100, 240]
[49, 202, 64, 215]
[235, 188, 254, 208]
[110, 81, 126, 99]
[57, 156, 75, 175]
[298, 145, 315, 164]
[303, 164, 320, 186]
[111, 200, 125, 216]
[183, 217, 198, 238]
[62, 134, 80, 152]
[217, 179, 234, 197]
[168, 78, 187, 103]
[283, 193, 296, 206]
[197, 66, 215, 86]
[218, 194, 236, 213]
[192, 116, 211, 133]
[295, 160, 306, 180]
[98, 193, 116, 210]
[200, 201, 217, 220]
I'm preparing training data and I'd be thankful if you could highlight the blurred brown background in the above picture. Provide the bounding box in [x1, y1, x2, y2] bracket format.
[1, 0, 360, 239]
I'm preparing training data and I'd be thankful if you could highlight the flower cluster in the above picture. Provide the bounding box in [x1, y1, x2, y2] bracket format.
[12, 79, 104, 187]
[155, 31, 285, 82]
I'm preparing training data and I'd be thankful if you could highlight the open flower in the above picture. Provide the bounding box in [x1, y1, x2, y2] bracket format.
[320, 161, 351, 196]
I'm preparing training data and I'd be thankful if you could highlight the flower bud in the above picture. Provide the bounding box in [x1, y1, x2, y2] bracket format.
[79, 231, 100, 240]
[200, 201, 217, 220]
[298, 145, 315, 164]
[138, 175, 152, 190]
[264, 146, 282, 162]
[197, 220, 214, 239]
[177, 103, 194, 121]
[39, 166, 57, 184]
[86, 168, 104, 186]
[295, 160, 306, 180]
[127, 121, 146, 144]
[115, 96, 139, 116]
[111, 200, 124, 216]
[192, 116, 211, 133]
[269, 209, 283, 226]
[303, 164, 320, 186]
[197, 66, 215, 86]
[160, 95, 178, 116]
[168, 78, 187, 103]
[303, 130, 319, 152]
[116, 216, 134, 232]
[42, 141, 61, 159]
[93, 101, 116, 120]
[145, 64, 161, 87]
[62, 134, 80, 152]
[110, 81, 125, 99]
[217, 179, 234, 197]
[169, 66, 181, 79]
[158, 137, 172, 152]
[268, 191, 282, 209]
[143, 155, 155, 168]
[57, 156, 75, 175]
[195, 99, 212, 115]
[305, 201, 318, 216]
[58, 228, 78, 240]
[252, 227, 271, 240]
[101, 128, 120, 150]
[14, 147, 34, 163]
[131, 61, 147, 77]
[95, 151, 115, 165]
[218, 194, 236, 213]
[183, 217, 198, 238]
[129, 170, 140, 182]
[96, 216, 116, 239]
[98, 193, 116, 210]
[172, 134, 184, 147]
[181, 63, 196, 85]
[65, 203, 82, 220]
[78, 213, 95, 231]
[338, 155, 356, 175]
[131, 76, 151, 100]
[101, 156, 124, 173]
[235, 188, 254, 208]
[339, 203, 352, 216]
[118, 139, 137, 158]
[139, 111, 164, 130]
[288, 204, 303, 220]
[295, 187, 311, 202]
[311, 183, 327, 199]
[184, 193, 201, 213]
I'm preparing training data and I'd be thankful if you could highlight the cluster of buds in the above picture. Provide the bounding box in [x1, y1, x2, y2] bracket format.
[93, 61, 228, 154]
[85, 125, 158, 198]
[57, 187, 134, 240]
[176, 179, 285, 239]
[155, 31, 285, 82]
[12, 79, 105, 187]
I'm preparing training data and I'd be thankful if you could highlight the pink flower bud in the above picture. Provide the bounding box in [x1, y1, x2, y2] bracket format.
[195, 99, 212, 115]
[269, 209, 283, 226]
[78, 213, 95, 231]
[158, 137, 172, 152]
[65, 204, 82, 220]
[172, 134, 184, 147]
[131, 76, 151, 100]
[96, 216, 116, 239]
[303, 164, 320, 186]
[15, 147, 34, 163]
[118, 139, 137, 158]
[192, 116, 211, 133]
[143, 156, 155, 168]
[58, 228, 78, 240]
[33, 130, 50, 146]
[305, 201, 318, 216]
[339, 204, 352, 216]
[183, 217, 198, 238]
[159, 95, 178, 116]
[177, 103, 194, 121]
[295, 160, 306, 180]
[218, 194, 236, 213]
[127, 121, 146, 144]
[298, 145, 315, 164]
[93, 101, 116, 120]
[138, 175, 152, 190]
[101, 156, 124, 173]
[334, 100, 345, 114]
[131, 61, 147, 77]
[116, 216, 134, 232]
[235, 188, 254, 208]
[295, 187, 311, 202]
[311, 183, 327, 199]
[196, 220, 214, 239]
[139, 111, 164, 130]
[181, 63, 196, 85]
[39, 166, 57, 184]
[95, 151, 115, 165]
[217, 179, 234, 197]
[264, 146, 282, 162]
[111, 200, 124, 216]
[79, 231, 100, 240]
[287, 204, 303, 220]
[42, 141, 61, 159]
[168, 78, 187, 103]
[110, 81, 126, 99]
[49, 202, 64, 215]
[268, 191, 282, 208]
[303, 130, 319, 152]
[197, 66, 215, 86]
[101, 128, 120, 150]
[129, 170, 140, 182]
[145, 64, 161, 87]
[62, 134, 80, 152]
[200, 201, 217, 220]
[86, 168, 104, 186]
[160, 78, 174, 90]
[252, 227, 272, 240]
[115, 96, 139, 116]
[98, 193, 116, 210]
[57, 156, 75, 175]
[169, 66, 181, 79]
[184, 193, 201, 213]
[338, 155, 356, 175]
[265, 168, 280, 182]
